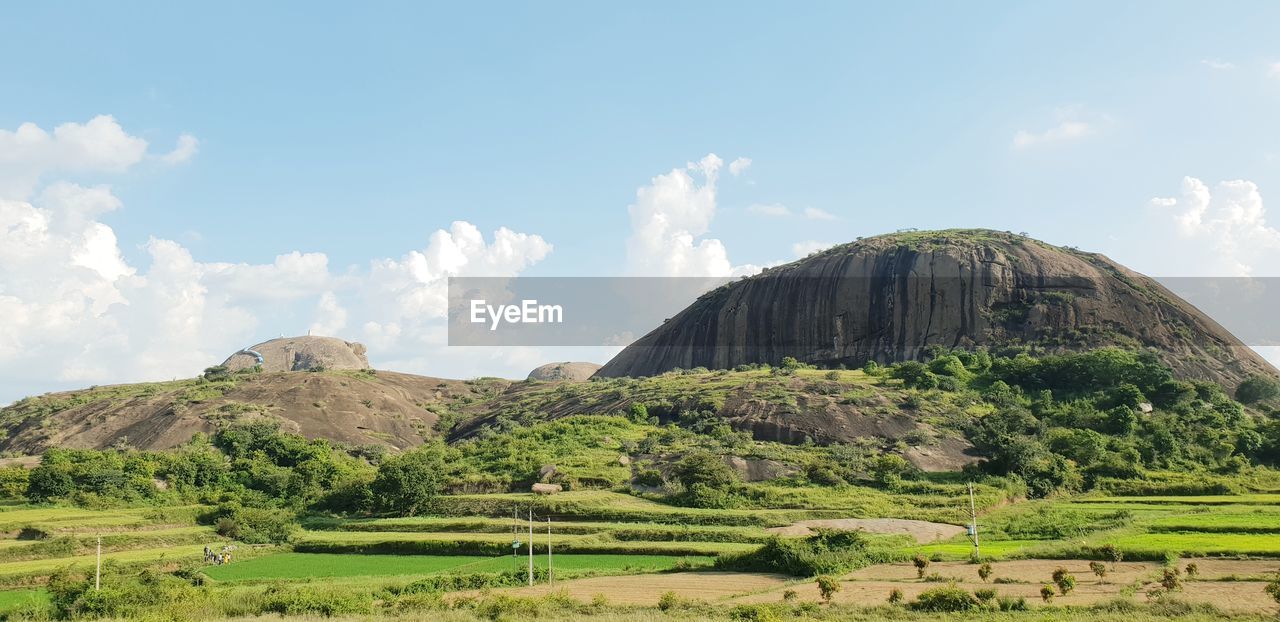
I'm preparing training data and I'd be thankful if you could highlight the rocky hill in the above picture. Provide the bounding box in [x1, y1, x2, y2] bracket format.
[596, 229, 1275, 388]
[0, 370, 500, 454]
[222, 336, 369, 372]
[527, 362, 602, 381]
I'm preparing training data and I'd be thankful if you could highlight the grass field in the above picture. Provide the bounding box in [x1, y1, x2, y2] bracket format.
[0, 588, 48, 611]
[201, 552, 714, 582]
[0, 488, 1278, 617]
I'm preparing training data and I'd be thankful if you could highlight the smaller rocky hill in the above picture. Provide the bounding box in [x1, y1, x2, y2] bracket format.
[0, 370, 507, 453]
[222, 336, 369, 372]
[527, 362, 602, 382]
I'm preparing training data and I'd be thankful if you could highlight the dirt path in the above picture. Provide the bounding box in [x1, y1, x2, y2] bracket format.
[765, 518, 966, 543]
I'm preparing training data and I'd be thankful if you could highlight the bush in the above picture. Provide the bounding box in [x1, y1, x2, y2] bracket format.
[977, 562, 992, 582]
[260, 585, 374, 616]
[372, 443, 451, 515]
[716, 530, 885, 577]
[888, 587, 903, 605]
[908, 585, 978, 612]
[673, 451, 738, 491]
[912, 554, 930, 578]
[208, 503, 298, 544]
[815, 575, 840, 603]
[973, 588, 997, 604]
[1236, 375, 1280, 404]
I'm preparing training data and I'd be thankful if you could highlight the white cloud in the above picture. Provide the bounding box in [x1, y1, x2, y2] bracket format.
[1012, 120, 1094, 150]
[1148, 176, 1280, 276]
[0, 116, 552, 403]
[0, 115, 150, 198]
[747, 203, 791, 217]
[728, 157, 752, 176]
[159, 134, 199, 165]
[1270, 62, 1280, 78]
[803, 207, 837, 221]
[1201, 59, 1235, 71]
[792, 240, 835, 257]
[626, 153, 754, 277]
[309, 292, 348, 336]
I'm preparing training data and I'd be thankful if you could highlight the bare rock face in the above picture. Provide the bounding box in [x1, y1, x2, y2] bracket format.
[223, 336, 370, 372]
[596, 229, 1275, 387]
[527, 362, 602, 382]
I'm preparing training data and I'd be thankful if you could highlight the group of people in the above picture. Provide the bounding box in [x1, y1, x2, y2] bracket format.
[204, 545, 234, 565]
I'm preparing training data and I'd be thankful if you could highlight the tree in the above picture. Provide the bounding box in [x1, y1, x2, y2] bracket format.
[1236, 375, 1280, 404]
[1265, 574, 1280, 606]
[1089, 561, 1108, 582]
[1055, 572, 1076, 595]
[672, 451, 737, 491]
[371, 443, 450, 515]
[892, 361, 937, 390]
[872, 454, 913, 487]
[912, 555, 930, 579]
[1099, 544, 1123, 570]
[815, 575, 841, 603]
[626, 402, 649, 423]
[26, 464, 73, 503]
[977, 562, 993, 583]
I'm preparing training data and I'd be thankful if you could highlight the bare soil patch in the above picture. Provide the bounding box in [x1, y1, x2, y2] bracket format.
[475, 572, 789, 605]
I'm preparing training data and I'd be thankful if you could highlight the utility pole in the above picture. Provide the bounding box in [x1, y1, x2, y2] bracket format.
[527, 508, 534, 586]
[95, 536, 101, 591]
[547, 517, 553, 587]
[967, 482, 980, 559]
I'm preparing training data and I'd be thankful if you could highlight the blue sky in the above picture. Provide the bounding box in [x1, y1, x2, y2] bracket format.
[3, 2, 1280, 401]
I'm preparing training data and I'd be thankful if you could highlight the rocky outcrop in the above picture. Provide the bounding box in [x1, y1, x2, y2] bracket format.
[596, 229, 1275, 387]
[223, 336, 369, 372]
[527, 362, 601, 382]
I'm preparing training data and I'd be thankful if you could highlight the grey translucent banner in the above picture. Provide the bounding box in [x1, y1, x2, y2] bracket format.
[446, 276, 1280, 347]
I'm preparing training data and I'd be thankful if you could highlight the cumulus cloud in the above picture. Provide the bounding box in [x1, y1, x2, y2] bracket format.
[728, 157, 752, 176]
[803, 207, 837, 221]
[747, 203, 791, 217]
[1148, 176, 1280, 276]
[1012, 120, 1093, 150]
[0, 115, 151, 197]
[626, 153, 754, 277]
[792, 240, 835, 257]
[159, 134, 200, 165]
[0, 116, 552, 402]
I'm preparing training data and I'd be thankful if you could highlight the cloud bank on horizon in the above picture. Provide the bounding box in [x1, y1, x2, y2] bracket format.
[3, 112, 1280, 404]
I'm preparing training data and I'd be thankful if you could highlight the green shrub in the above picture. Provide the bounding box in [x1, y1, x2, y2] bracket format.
[208, 503, 298, 544]
[815, 575, 840, 602]
[259, 585, 374, 616]
[716, 530, 887, 577]
[908, 585, 978, 612]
